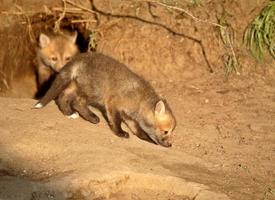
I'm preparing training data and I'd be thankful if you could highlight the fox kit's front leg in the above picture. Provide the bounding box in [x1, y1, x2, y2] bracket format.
[105, 99, 129, 138]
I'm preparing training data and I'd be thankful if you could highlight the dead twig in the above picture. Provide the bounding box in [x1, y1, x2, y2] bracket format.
[135, 0, 224, 28]
[1, 0, 99, 27]
[54, 0, 67, 32]
[71, 19, 97, 23]
[52, 7, 84, 14]
[0, 11, 37, 15]
[65, 0, 98, 16]
[0, 71, 9, 89]
[15, 4, 36, 43]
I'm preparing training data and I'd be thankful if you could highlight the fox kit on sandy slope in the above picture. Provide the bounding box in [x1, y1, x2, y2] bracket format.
[36, 30, 79, 90]
[35, 52, 176, 147]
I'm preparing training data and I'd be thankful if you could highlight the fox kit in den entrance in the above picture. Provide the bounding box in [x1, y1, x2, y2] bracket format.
[35, 52, 176, 147]
[36, 30, 79, 93]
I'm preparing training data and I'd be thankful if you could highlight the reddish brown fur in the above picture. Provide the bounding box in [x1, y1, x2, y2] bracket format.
[36, 52, 176, 147]
[36, 30, 79, 88]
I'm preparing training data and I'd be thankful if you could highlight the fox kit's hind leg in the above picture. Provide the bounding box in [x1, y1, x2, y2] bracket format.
[56, 91, 76, 116]
[72, 97, 100, 124]
[55, 83, 79, 118]
[105, 99, 129, 138]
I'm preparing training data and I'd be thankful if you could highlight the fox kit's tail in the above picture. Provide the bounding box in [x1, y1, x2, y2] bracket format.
[34, 64, 73, 108]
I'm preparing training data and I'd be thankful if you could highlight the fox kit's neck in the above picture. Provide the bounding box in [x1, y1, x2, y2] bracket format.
[37, 31, 79, 73]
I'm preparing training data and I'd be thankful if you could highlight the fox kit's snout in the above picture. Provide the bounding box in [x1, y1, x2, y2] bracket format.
[153, 101, 176, 147]
[35, 52, 176, 147]
[138, 100, 176, 147]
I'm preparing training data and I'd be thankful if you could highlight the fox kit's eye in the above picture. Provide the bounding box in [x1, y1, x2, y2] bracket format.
[65, 56, 71, 61]
[51, 56, 57, 61]
[164, 131, 169, 135]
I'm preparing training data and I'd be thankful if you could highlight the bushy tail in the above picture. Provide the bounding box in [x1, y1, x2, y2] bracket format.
[34, 69, 72, 108]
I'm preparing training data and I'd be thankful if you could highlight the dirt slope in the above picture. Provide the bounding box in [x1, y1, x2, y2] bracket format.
[0, 97, 231, 200]
[0, 0, 275, 199]
[1, 73, 275, 200]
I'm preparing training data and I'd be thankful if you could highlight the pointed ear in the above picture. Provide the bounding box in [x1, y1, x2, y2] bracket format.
[39, 33, 50, 48]
[155, 100, 166, 116]
[70, 31, 78, 43]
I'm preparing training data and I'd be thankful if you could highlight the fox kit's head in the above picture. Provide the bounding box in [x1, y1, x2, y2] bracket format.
[140, 100, 176, 147]
[38, 31, 79, 72]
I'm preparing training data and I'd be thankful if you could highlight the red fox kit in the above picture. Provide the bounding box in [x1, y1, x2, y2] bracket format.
[36, 31, 79, 87]
[35, 52, 176, 147]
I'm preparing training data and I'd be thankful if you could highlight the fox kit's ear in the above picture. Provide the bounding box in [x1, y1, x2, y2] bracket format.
[39, 33, 50, 48]
[70, 31, 78, 43]
[155, 100, 166, 116]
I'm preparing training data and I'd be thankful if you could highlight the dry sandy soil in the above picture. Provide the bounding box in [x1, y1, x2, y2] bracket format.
[0, 0, 275, 200]
[1, 72, 275, 200]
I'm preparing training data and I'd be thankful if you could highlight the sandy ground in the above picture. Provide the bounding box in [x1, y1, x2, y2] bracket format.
[1, 97, 229, 200]
[0, 71, 275, 200]
[164, 74, 275, 200]
[0, 0, 275, 199]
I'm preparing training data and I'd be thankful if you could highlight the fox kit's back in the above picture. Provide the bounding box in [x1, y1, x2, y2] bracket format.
[36, 52, 176, 147]
[72, 53, 157, 106]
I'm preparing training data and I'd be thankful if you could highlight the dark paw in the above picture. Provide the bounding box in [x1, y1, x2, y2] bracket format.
[116, 130, 129, 138]
[90, 116, 100, 124]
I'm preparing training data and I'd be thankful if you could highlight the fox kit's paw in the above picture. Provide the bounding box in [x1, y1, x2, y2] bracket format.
[34, 102, 43, 109]
[66, 112, 79, 119]
[89, 115, 100, 124]
[116, 130, 130, 138]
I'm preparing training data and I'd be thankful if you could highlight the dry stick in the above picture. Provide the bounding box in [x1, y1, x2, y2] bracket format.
[71, 19, 97, 23]
[1, 5, 96, 27]
[0, 71, 9, 89]
[65, 0, 98, 16]
[0, 11, 37, 15]
[43, 5, 52, 15]
[54, 0, 67, 32]
[139, 0, 224, 28]
[52, 7, 84, 14]
[63, 0, 99, 25]
[227, 29, 238, 71]
[15, 4, 36, 43]
[0, 7, 69, 16]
